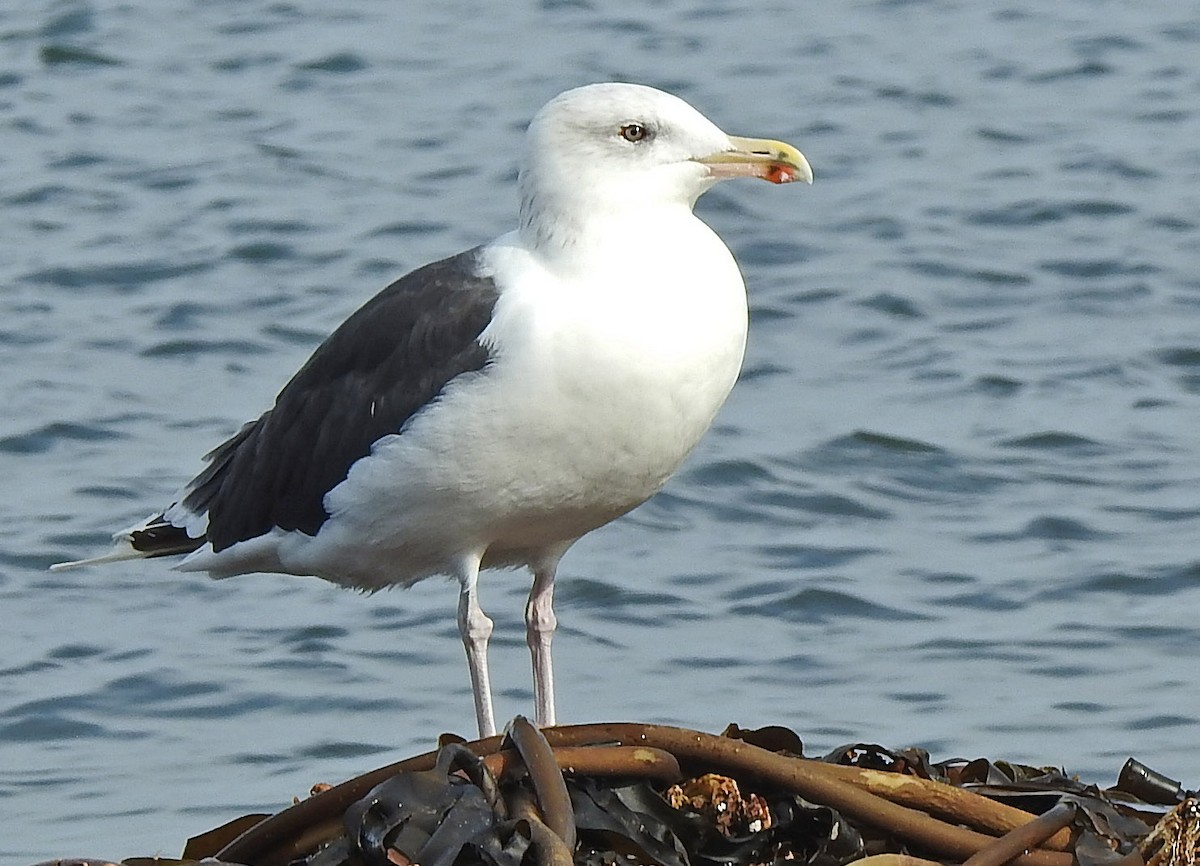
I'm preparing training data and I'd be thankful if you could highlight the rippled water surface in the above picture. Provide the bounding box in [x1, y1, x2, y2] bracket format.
[3, 0, 1200, 860]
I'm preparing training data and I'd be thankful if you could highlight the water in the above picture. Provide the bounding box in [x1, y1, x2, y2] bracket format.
[3, 0, 1199, 860]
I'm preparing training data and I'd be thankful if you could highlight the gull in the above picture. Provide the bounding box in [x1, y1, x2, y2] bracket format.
[53, 82, 812, 737]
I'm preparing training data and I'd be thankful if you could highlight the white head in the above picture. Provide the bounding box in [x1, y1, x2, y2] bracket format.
[517, 83, 811, 255]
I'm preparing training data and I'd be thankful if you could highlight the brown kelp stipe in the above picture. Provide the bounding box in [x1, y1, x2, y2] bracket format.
[49, 721, 1182, 866]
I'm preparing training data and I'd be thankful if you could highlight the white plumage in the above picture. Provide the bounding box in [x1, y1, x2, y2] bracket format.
[54, 82, 812, 737]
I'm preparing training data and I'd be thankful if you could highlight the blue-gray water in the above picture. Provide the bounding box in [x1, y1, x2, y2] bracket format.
[3, 0, 1199, 861]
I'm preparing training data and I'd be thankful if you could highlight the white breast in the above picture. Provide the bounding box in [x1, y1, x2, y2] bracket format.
[481, 220, 747, 505]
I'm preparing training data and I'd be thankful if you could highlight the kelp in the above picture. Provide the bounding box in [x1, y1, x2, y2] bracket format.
[29, 721, 1199, 866]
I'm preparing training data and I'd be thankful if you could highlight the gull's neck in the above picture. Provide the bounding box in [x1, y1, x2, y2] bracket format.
[518, 190, 705, 276]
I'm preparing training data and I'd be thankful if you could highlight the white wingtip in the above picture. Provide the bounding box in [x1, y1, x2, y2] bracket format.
[50, 541, 145, 572]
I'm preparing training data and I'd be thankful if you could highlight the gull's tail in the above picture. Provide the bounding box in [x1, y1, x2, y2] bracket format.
[50, 516, 206, 572]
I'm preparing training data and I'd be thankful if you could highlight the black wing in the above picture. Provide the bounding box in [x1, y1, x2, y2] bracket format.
[132, 247, 500, 555]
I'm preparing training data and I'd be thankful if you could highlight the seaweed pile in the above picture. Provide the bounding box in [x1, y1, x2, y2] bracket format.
[33, 721, 1199, 866]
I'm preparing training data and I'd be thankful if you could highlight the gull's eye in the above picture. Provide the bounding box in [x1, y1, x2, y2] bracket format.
[619, 123, 650, 143]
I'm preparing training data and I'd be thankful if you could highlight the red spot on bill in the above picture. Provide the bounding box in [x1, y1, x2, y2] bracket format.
[765, 164, 797, 185]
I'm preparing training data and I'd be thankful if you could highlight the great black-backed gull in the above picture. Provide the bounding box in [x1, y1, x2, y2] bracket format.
[53, 82, 812, 737]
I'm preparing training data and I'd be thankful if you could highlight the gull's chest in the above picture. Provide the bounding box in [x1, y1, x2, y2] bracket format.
[538, 277, 746, 437]
[477, 234, 749, 498]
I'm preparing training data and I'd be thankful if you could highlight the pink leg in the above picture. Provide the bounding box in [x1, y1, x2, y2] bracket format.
[526, 564, 558, 727]
[456, 553, 496, 738]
